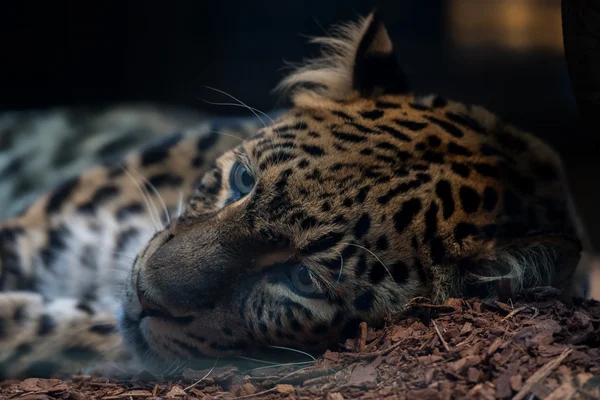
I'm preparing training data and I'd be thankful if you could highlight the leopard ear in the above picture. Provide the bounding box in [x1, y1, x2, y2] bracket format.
[352, 11, 409, 97]
[277, 11, 409, 101]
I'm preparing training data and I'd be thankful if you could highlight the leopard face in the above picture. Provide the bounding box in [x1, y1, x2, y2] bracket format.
[120, 12, 579, 368]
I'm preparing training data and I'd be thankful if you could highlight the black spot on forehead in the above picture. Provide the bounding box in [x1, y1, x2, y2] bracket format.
[451, 163, 470, 178]
[422, 151, 444, 164]
[346, 122, 376, 134]
[447, 142, 472, 156]
[276, 132, 297, 140]
[258, 152, 296, 170]
[435, 180, 455, 220]
[332, 110, 353, 120]
[275, 122, 309, 132]
[375, 154, 395, 166]
[394, 198, 422, 233]
[301, 144, 325, 157]
[332, 130, 367, 143]
[375, 101, 401, 109]
[376, 125, 412, 142]
[424, 116, 464, 138]
[393, 119, 428, 132]
[360, 109, 384, 120]
[378, 177, 427, 205]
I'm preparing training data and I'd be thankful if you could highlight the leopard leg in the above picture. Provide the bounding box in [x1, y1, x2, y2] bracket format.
[0, 117, 264, 378]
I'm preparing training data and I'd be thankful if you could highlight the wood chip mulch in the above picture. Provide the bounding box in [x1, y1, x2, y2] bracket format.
[2, 291, 600, 399]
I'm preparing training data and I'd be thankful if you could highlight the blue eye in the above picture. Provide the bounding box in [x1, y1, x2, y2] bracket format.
[289, 265, 325, 297]
[230, 162, 255, 198]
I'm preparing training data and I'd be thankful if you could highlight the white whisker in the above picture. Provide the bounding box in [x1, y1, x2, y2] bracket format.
[122, 166, 161, 232]
[208, 129, 246, 142]
[201, 86, 268, 129]
[201, 100, 276, 127]
[177, 191, 184, 218]
[236, 356, 283, 365]
[183, 357, 219, 392]
[242, 360, 313, 374]
[130, 168, 170, 228]
[161, 357, 180, 376]
[340, 242, 394, 280]
[331, 248, 344, 283]
[266, 345, 316, 361]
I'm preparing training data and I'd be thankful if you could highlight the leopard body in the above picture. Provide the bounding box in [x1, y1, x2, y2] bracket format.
[0, 12, 585, 378]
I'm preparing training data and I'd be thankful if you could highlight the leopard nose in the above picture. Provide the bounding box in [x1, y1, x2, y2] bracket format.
[136, 273, 169, 317]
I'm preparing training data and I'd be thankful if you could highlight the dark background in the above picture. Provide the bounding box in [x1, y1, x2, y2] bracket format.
[0, 0, 591, 207]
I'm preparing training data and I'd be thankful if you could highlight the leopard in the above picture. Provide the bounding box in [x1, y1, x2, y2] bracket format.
[0, 12, 588, 379]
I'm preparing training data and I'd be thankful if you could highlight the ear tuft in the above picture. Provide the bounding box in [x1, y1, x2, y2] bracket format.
[276, 11, 409, 102]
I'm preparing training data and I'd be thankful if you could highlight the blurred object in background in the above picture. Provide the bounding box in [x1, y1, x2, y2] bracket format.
[448, 0, 562, 52]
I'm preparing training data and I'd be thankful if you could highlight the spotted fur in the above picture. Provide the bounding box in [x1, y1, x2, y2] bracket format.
[0, 12, 585, 378]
